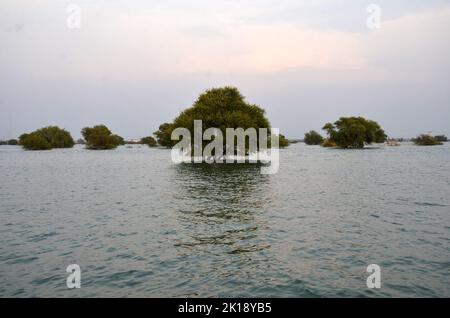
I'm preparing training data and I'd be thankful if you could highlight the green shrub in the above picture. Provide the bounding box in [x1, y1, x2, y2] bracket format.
[19, 133, 52, 150]
[141, 136, 157, 147]
[322, 117, 386, 148]
[19, 126, 74, 150]
[304, 130, 324, 145]
[413, 134, 443, 146]
[322, 139, 337, 148]
[81, 125, 122, 150]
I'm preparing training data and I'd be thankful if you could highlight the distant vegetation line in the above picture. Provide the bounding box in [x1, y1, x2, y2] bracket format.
[0, 87, 447, 150]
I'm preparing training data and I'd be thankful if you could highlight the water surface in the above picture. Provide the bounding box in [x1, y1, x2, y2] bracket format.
[0, 143, 449, 297]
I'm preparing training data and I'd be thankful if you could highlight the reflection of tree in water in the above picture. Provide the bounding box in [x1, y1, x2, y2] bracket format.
[171, 163, 272, 255]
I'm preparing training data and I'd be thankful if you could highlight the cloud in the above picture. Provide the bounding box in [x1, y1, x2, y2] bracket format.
[362, 8, 450, 81]
[1, 1, 449, 80]
[1, 1, 449, 138]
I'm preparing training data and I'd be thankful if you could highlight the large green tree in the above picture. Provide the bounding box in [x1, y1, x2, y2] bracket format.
[322, 117, 386, 148]
[154, 87, 287, 152]
[81, 125, 122, 150]
[19, 126, 74, 150]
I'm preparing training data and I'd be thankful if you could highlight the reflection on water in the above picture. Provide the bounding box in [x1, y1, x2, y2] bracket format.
[1, 144, 450, 297]
[172, 163, 271, 255]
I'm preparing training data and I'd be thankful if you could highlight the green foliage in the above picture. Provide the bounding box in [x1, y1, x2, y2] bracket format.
[174, 87, 270, 135]
[19, 133, 52, 150]
[113, 135, 125, 145]
[155, 87, 284, 151]
[322, 117, 386, 148]
[322, 139, 337, 148]
[304, 130, 324, 145]
[266, 134, 289, 148]
[154, 123, 174, 147]
[277, 134, 290, 148]
[81, 125, 122, 150]
[413, 134, 443, 146]
[19, 126, 74, 150]
[141, 136, 157, 147]
[35, 126, 74, 148]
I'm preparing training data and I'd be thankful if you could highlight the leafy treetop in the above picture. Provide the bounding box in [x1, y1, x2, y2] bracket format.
[81, 125, 122, 150]
[304, 130, 324, 145]
[19, 126, 74, 150]
[322, 117, 386, 148]
[413, 134, 443, 146]
[154, 87, 287, 150]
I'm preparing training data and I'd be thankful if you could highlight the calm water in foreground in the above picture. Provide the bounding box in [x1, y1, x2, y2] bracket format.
[0, 143, 449, 297]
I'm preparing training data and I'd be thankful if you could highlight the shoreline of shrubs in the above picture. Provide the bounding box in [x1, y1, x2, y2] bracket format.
[0, 139, 18, 146]
[0, 90, 447, 151]
[12, 125, 158, 151]
[302, 117, 447, 148]
[3, 123, 448, 151]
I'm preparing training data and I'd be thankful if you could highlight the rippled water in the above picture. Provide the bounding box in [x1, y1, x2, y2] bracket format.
[1, 143, 449, 297]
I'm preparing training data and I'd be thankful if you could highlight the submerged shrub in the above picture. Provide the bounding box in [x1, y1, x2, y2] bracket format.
[322, 139, 337, 148]
[304, 130, 324, 145]
[413, 134, 443, 146]
[19, 126, 74, 150]
[141, 136, 157, 147]
[19, 133, 52, 150]
[322, 117, 386, 149]
[81, 125, 122, 150]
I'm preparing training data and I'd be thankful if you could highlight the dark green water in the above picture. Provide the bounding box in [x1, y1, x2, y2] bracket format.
[0, 143, 449, 297]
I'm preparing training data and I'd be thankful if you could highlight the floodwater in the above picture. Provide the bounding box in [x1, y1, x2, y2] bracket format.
[0, 143, 449, 297]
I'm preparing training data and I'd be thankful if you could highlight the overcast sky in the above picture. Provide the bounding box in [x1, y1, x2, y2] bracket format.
[1, 0, 449, 139]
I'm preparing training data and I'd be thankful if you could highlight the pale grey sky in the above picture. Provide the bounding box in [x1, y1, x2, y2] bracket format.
[1, 0, 449, 139]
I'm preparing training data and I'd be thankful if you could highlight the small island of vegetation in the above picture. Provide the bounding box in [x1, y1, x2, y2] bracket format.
[0, 139, 18, 146]
[321, 117, 386, 149]
[412, 134, 443, 146]
[304, 130, 324, 145]
[154, 87, 289, 152]
[7, 101, 447, 153]
[81, 125, 123, 150]
[19, 126, 74, 150]
[140, 136, 157, 147]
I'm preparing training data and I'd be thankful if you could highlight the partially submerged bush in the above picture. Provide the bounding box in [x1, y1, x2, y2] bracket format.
[322, 117, 386, 148]
[141, 136, 157, 147]
[113, 135, 125, 145]
[304, 130, 324, 145]
[19, 133, 52, 150]
[413, 134, 443, 146]
[81, 125, 122, 150]
[19, 126, 74, 150]
[322, 139, 337, 148]
[276, 134, 290, 148]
